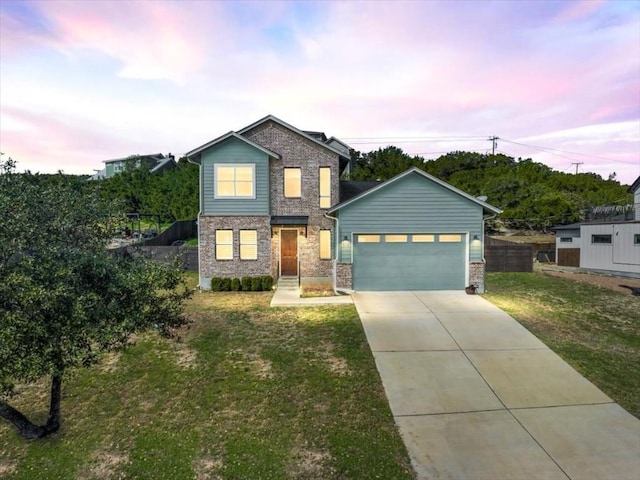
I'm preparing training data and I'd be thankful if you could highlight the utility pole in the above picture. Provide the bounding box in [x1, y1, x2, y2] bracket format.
[488, 136, 499, 155]
[571, 162, 584, 174]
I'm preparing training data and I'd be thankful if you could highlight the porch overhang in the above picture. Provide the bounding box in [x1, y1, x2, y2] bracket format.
[271, 216, 309, 237]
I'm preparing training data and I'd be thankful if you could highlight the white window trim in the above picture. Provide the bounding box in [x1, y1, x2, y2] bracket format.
[214, 163, 256, 199]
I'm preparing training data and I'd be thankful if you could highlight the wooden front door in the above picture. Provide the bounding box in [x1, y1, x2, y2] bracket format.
[281, 230, 298, 276]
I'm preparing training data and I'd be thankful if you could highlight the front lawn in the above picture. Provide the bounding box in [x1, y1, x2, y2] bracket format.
[0, 276, 414, 479]
[484, 272, 640, 418]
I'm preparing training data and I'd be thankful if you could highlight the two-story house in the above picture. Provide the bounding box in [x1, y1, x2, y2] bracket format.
[186, 115, 350, 290]
[187, 115, 502, 292]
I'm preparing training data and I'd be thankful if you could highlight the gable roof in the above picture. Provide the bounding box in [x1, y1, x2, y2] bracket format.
[328, 167, 502, 215]
[237, 114, 350, 161]
[629, 175, 640, 194]
[185, 131, 281, 163]
[103, 153, 165, 164]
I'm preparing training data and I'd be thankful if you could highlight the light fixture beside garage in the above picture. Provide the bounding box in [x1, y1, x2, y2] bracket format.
[473, 235, 480, 241]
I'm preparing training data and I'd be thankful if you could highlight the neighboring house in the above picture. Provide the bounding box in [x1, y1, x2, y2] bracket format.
[553, 175, 640, 278]
[632, 175, 640, 221]
[187, 115, 501, 292]
[89, 153, 177, 180]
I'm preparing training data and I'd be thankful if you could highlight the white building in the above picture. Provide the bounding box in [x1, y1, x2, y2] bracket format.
[554, 176, 640, 279]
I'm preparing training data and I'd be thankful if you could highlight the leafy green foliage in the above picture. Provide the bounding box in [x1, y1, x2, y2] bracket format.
[0, 157, 192, 439]
[97, 156, 198, 222]
[346, 148, 632, 230]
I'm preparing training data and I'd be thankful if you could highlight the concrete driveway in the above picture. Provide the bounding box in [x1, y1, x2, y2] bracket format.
[353, 291, 640, 480]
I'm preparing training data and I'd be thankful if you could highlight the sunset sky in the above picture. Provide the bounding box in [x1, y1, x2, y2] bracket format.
[1, 0, 639, 184]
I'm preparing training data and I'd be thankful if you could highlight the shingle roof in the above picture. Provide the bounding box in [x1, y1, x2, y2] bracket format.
[339, 181, 381, 203]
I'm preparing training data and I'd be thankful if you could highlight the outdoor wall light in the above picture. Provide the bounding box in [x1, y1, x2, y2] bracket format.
[343, 236, 349, 241]
[473, 235, 480, 241]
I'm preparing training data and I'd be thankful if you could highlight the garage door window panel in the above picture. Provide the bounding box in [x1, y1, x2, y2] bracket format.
[439, 234, 462, 242]
[412, 234, 435, 242]
[385, 234, 407, 243]
[358, 235, 380, 243]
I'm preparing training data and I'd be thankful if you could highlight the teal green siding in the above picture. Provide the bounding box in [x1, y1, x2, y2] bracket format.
[337, 173, 484, 262]
[105, 163, 115, 177]
[201, 138, 270, 215]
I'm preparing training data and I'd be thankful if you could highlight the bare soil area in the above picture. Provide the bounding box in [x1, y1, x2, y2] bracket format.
[536, 263, 640, 295]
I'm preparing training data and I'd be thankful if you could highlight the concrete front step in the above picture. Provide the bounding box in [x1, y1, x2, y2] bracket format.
[277, 277, 299, 290]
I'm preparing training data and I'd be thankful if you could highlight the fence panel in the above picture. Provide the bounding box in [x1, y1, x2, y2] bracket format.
[485, 245, 533, 272]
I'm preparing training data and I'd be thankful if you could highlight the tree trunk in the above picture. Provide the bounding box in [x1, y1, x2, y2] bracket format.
[0, 373, 62, 440]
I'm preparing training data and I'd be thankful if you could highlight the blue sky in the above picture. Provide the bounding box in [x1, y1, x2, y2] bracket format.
[1, 0, 639, 184]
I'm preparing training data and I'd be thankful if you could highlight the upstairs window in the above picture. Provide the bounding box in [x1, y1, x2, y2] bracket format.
[592, 234, 612, 244]
[215, 164, 255, 198]
[560, 237, 573, 243]
[215, 230, 233, 260]
[284, 168, 301, 198]
[319, 167, 331, 208]
[634, 234, 640, 245]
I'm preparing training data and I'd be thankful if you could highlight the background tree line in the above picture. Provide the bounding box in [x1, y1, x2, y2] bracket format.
[23, 148, 632, 231]
[348, 148, 633, 231]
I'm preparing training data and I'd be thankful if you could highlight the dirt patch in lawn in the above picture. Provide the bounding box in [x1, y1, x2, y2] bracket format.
[537, 264, 640, 296]
[79, 450, 129, 480]
[287, 447, 333, 479]
[0, 461, 17, 476]
[193, 456, 223, 479]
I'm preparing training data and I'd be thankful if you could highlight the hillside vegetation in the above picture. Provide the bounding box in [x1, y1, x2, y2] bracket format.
[17, 149, 632, 230]
[349, 148, 632, 231]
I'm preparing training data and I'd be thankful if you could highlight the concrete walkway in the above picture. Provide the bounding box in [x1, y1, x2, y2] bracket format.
[353, 291, 640, 480]
[270, 280, 353, 307]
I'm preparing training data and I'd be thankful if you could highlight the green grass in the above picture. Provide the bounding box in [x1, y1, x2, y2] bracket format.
[183, 237, 198, 246]
[0, 273, 414, 479]
[484, 272, 640, 418]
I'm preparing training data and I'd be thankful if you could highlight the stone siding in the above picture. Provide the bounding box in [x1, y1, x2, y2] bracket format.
[469, 261, 486, 293]
[336, 263, 353, 290]
[244, 121, 340, 281]
[199, 216, 271, 284]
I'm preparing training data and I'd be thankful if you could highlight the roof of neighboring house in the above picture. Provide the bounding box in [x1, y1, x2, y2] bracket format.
[629, 175, 640, 194]
[185, 131, 281, 162]
[551, 223, 582, 231]
[87, 168, 106, 181]
[328, 167, 502, 215]
[339, 181, 381, 203]
[150, 156, 177, 173]
[103, 153, 165, 164]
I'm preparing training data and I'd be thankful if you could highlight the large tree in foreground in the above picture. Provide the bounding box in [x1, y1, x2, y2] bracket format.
[0, 157, 192, 440]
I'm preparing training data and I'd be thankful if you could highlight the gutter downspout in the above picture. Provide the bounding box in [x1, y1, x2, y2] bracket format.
[324, 212, 352, 295]
[187, 155, 204, 289]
